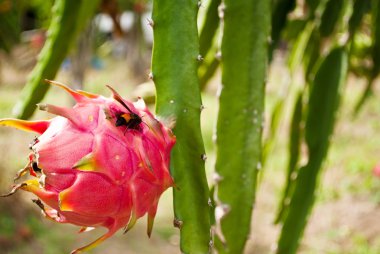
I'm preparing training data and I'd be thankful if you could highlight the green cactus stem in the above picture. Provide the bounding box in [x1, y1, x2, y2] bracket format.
[214, 0, 270, 253]
[151, 1, 211, 253]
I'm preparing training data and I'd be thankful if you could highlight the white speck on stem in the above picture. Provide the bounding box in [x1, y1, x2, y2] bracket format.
[257, 162, 262, 170]
[169, 100, 174, 104]
[215, 51, 222, 60]
[215, 204, 230, 221]
[213, 172, 223, 183]
[212, 133, 217, 143]
[218, 3, 225, 19]
[216, 84, 223, 97]
[208, 198, 213, 207]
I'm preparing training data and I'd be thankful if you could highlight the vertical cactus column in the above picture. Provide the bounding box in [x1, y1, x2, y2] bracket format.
[151, 1, 211, 253]
[214, 0, 270, 253]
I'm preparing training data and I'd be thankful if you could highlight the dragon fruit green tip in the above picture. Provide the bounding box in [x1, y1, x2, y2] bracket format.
[0, 80, 176, 253]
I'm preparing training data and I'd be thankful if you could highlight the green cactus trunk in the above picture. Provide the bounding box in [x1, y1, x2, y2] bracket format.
[151, 1, 211, 253]
[214, 0, 270, 253]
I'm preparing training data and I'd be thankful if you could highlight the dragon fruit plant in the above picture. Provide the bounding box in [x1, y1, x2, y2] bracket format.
[0, 80, 175, 253]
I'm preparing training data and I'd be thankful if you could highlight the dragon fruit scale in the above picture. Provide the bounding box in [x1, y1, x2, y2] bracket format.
[0, 80, 176, 253]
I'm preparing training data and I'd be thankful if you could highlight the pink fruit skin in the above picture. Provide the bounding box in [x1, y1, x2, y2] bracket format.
[0, 80, 175, 253]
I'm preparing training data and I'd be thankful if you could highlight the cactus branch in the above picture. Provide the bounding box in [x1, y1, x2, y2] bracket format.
[152, 0, 211, 253]
[214, 0, 270, 253]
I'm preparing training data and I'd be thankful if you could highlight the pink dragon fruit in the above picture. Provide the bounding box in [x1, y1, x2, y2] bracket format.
[0, 80, 175, 253]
